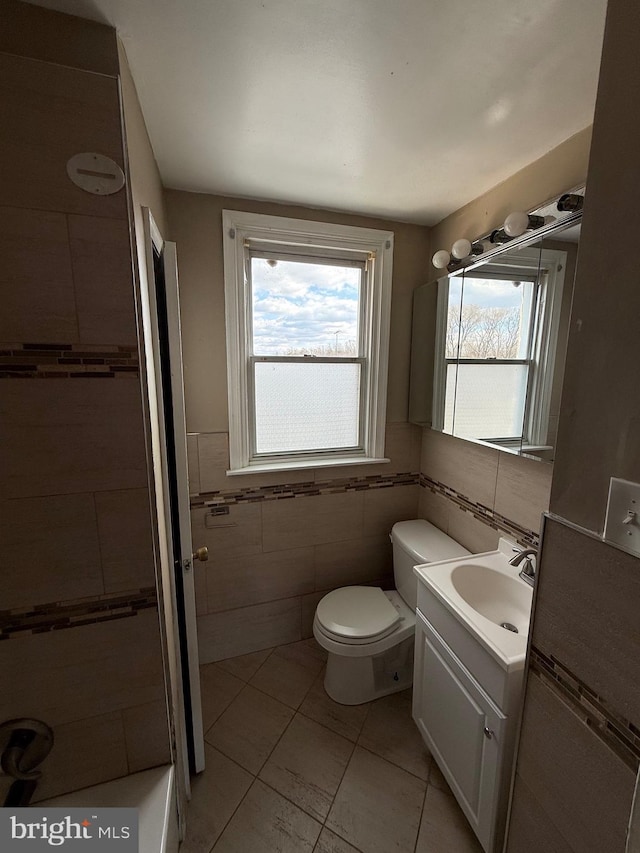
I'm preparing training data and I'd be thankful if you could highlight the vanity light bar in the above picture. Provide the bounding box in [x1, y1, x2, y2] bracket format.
[431, 187, 585, 272]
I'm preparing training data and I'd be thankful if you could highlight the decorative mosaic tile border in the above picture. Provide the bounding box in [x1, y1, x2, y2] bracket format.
[419, 474, 539, 548]
[0, 343, 139, 378]
[0, 587, 157, 640]
[531, 646, 640, 771]
[190, 470, 420, 508]
[190, 470, 538, 551]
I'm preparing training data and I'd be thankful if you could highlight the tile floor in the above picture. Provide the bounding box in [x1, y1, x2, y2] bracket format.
[182, 639, 483, 853]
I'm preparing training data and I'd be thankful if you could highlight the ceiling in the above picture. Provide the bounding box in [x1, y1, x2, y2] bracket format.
[27, 0, 607, 224]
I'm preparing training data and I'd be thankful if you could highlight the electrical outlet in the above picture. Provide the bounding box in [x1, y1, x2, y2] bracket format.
[604, 478, 640, 557]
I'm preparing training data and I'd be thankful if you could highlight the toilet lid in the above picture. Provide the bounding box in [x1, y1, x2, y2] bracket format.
[316, 586, 401, 640]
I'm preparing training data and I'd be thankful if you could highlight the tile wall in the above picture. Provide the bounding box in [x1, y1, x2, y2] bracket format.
[187, 423, 422, 661]
[507, 517, 640, 852]
[188, 421, 553, 662]
[418, 428, 552, 551]
[0, 17, 169, 804]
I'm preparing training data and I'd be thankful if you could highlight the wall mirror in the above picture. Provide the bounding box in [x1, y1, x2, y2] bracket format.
[409, 192, 583, 461]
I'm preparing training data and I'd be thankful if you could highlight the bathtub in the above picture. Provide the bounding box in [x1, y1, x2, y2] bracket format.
[41, 765, 178, 853]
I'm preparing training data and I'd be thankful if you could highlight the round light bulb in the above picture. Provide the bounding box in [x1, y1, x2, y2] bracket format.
[503, 211, 530, 237]
[451, 238, 472, 260]
[432, 249, 451, 269]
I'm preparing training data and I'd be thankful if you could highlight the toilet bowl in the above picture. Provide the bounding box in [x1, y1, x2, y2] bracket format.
[313, 519, 470, 705]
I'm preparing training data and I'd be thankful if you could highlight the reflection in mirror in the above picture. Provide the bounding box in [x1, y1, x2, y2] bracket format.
[442, 245, 543, 448]
[412, 205, 582, 461]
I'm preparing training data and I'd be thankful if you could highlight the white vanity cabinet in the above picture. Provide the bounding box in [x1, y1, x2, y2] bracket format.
[413, 613, 509, 852]
[412, 547, 530, 853]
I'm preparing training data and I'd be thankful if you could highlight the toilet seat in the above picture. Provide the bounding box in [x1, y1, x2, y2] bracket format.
[315, 586, 401, 644]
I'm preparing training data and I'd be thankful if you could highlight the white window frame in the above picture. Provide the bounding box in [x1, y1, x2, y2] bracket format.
[222, 210, 394, 474]
[432, 246, 566, 449]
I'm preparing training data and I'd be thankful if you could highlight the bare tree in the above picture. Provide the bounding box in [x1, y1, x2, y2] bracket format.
[448, 304, 521, 359]
[282, 339, 358, 357]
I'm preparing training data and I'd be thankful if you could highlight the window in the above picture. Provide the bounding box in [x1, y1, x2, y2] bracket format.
[222, 211, 394, 473]
[433, 246, 566, 448]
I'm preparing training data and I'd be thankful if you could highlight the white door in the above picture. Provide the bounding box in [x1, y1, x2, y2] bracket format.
[143, 209, 205, 778]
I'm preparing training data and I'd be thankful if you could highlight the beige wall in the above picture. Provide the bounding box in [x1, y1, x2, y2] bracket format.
[428, 126, 592, 282]
[165, 190, 431, 433]
[0, 4, 169, 802]
[165, 191, 430, 659]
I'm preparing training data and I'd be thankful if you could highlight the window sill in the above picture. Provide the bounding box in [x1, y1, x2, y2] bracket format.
[226, 455, 390, 476]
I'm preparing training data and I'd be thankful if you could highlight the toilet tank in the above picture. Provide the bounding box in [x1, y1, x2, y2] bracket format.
[391, 519, 470, 610]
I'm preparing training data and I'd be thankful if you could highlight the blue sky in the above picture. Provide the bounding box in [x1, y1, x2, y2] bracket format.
[251, 258, 360, 354]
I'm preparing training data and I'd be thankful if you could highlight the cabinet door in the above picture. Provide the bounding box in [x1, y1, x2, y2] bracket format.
[413, 616, 506, 852]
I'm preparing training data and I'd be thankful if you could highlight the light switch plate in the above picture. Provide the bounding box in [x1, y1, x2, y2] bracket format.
[604, 477, 640, 557]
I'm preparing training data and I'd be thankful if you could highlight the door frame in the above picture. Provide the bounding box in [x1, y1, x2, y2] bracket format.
[142, 208, 205, 792]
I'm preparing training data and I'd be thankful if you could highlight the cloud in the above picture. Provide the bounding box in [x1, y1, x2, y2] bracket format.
[251, 258, 360, 354]
[252, 258, 360, 300]
[453, 275, 527, 310]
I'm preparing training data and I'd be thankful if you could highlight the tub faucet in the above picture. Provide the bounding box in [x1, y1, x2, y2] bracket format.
[509, 548, 537, 586]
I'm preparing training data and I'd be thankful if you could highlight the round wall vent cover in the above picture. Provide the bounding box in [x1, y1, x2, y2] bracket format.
[66, 152, 125, 195]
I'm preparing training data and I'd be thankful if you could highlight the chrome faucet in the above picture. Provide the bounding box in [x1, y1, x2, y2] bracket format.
[509, 547, 537, 586]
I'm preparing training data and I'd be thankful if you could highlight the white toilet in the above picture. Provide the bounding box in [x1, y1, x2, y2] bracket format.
[313, 519, 470, 705]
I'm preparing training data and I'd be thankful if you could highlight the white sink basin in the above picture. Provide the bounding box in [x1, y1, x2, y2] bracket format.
[450, 563, 532, 634]
[414, 538, 534, 669]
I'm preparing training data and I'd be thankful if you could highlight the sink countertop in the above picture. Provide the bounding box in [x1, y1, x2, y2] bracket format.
[413, 538, 534, 671]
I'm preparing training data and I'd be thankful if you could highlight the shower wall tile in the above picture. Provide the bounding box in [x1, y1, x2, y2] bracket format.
[198, 597, 302, 663]
[0, 206, 78, 343]
[95, 488, 156, 592]
[494, 453, 551, 533]
[205, 547, 314, 614]
[122, 699, 171, 773]
[2, 380, 148, 498]
[192, 502, 263, 560]
[32, 711, 129, 803]
[0, 31, 170, 801]
[0, 610, 165, 727]
[0, 493, 103, 610]
[68, 214, 137, 345]
[0, 53, 127, 219]
[421, 429, 499, 508]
